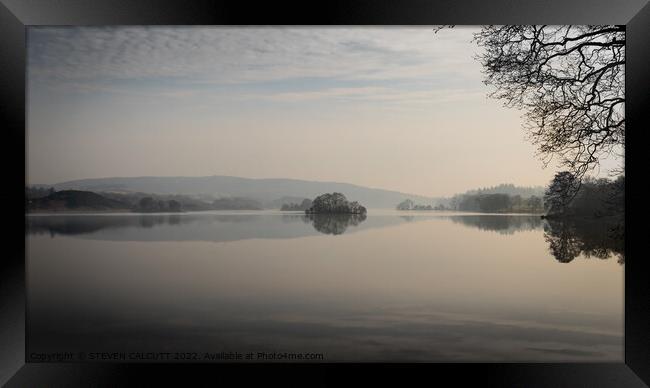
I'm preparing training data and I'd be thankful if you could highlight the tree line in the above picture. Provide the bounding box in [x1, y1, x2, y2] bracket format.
[544, 172, 624, 219]
[463, 183, 544, 197]
[281, 198, 313, 211]
[452, 193, 544, 213]
[434, 26, 625, 222]
[25, 186, 55, 200]
[396, 199, 449, 211]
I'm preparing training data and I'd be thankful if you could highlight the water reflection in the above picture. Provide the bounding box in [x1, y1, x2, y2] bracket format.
[449, 215, 544, 234]
[305, 213, 367, 235]
[25, 214, 195, 236]
[26, 212, 381, 242]
[448, 214, 624, 264]
[26, 213, 624, 264]
[544, 218, 624, 264]
[27, 211, 623, 361]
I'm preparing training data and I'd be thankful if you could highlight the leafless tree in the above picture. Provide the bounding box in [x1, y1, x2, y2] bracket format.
[436, 25, 625, 181]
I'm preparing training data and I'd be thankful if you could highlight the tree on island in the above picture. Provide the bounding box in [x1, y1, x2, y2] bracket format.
[305, 193, 366, 215]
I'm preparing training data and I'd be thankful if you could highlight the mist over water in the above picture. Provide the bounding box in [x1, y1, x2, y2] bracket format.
[27, 211, 623, 361]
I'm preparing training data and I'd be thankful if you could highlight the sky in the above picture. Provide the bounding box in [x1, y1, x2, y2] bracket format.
[26, 26, 623, 198]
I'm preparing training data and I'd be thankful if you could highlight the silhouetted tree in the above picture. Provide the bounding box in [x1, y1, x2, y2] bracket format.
[436, 26, 625, 180]
[544, 171, 580, 215]
[475, 26, 624, 180]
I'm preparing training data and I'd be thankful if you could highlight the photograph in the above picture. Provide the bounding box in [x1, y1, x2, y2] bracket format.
[24, 25, 627, 364]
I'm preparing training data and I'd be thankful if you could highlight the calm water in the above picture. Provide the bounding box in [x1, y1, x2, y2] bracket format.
[26, 210, 624, 362]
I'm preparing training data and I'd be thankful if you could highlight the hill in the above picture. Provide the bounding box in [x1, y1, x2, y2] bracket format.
[50, 175, 441, 209]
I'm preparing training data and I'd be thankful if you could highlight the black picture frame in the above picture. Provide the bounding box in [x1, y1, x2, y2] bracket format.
[1, 0, 648, 386]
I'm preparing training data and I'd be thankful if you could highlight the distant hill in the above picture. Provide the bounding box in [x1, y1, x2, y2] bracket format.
[50, 175, 441, 209]
[27, 190, 131, 212]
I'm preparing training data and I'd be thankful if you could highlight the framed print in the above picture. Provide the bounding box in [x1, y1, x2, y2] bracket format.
[1, 0, 648, 386]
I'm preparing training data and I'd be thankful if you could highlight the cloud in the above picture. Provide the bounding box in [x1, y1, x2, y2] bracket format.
[28, 27, 483, 100]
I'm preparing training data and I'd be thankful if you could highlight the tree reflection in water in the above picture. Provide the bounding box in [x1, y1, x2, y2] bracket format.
[544, 217, 624, 264]
[450, 214, 624, 264]
[26, 214, 193, 236]
[305, 213, 367, 235]
[449, 215, 543, 235]
[27, 212, 623, 263]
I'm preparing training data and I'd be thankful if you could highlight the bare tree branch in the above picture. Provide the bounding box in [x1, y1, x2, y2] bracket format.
[469, 25, 625, 181]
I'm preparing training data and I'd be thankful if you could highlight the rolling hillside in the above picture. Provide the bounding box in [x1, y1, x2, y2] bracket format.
[51, 175, 441, 209]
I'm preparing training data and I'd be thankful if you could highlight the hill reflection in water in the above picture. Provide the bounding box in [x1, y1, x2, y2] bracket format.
[26, 212, 622, 264]
[25, 212, 376, 242]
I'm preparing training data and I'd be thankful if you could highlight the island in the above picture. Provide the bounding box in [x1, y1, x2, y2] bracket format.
[305, 192, 367, 215]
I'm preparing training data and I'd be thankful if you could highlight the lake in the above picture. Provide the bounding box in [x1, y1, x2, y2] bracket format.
[25, 210, 624, 362]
